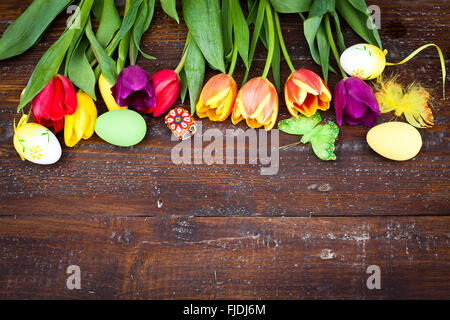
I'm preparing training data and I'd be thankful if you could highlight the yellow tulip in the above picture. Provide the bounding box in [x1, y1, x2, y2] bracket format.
[99, 74, 127, 111]
[64, 92, 97, 147]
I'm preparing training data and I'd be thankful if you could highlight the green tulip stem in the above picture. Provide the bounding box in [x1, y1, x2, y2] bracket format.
[262, 2, 275, 79]
[324, 14, 347, 79]
[227, 39, 239, 77]
[274, 11, 295, 73]
[174, 36, 192, 75]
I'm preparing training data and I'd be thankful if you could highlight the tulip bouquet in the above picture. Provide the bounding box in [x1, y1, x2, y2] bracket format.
[2, 0, 446, 165]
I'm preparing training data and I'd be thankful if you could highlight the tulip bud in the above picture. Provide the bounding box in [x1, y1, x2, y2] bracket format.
[334, 77, 381, 127]
[232, 77, 279, 131]
[284, 69, 331, 118]
[196, 73, 237, 122]
[111, 65, 156, 114]
[152, 69, 181, 117]
[64, 92, 98, 147]
[99, 74, 127, 111]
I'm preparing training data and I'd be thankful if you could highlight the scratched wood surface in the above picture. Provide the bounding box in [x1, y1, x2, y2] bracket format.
[0, 0, 449, 299]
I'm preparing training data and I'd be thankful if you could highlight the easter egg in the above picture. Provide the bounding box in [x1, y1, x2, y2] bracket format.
[13, 123, 62, 165]
[367, 122, 422, 161]
[340, 44, 386, 80]
[95, 109, 147, 147]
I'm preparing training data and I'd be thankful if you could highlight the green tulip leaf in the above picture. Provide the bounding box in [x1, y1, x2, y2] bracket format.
[269, 0, 312, 13]
[160, 0, 180, 23]
[132, 0, 156, 63]
[309, 0, 335, 17]
[316, 21, 330, 83]
[182, 0, 225, 73]
[86, 18, 117, 85]
[243, 0, 266, 84]
[185, 39, 206, 115]
[0, 0, 74, 60]
[68, 37, 96, 100]
[222, 0, 233, 60]
[332, 11, 346, 52]
[179, 69, 188, 103]
[335, 0, 382, 49]
[96, 0, 122, 47]
[229, 0, 250, 69]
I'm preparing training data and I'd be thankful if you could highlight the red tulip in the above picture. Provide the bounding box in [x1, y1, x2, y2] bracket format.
[151, 69, 181, 117]
[32, 75, 77, 133]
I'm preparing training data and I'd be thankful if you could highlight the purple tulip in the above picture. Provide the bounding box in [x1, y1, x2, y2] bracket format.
[334, 77, 381, 127]
[111, 65, 156, 113]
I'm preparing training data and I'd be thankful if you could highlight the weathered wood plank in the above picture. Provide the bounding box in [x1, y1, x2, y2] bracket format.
[0, 216, 448, 299]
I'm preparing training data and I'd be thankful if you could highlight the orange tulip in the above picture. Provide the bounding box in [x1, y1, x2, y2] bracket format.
[231, 77, 279, 131]
[285, 69, 332, 118]
[196, 74, 238, 122]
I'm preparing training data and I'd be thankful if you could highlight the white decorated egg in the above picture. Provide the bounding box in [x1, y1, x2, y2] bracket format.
[13, 123, 62, 165]
[367, 122, 422, 161]
[340, 44, 386, 80]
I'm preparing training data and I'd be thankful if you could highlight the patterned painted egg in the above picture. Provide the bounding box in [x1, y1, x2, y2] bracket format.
[13, 123, 62, 165]
[340, 44, 386, 80]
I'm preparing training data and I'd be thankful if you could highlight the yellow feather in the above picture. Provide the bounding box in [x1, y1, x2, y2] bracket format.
[374, 76, 433, 128]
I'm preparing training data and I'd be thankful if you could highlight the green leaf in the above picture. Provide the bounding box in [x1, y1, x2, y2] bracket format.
[316, 21, 330, 83]
[96, 0, 122, 47]
[332, 11, 346, 52]
[65, 0, 94, 76]
[309, 0, 335, 17]
[303, 16, 322, 66]
[160, 0, 180, 23]
[222, 0, 233, 61]
[269, 0, 312, 13]
[303, 15, 337, 76]
[107, 0, 144, 55]
[229, 0, 250, 69]
[68, 37, 96, 100]
[179, 69, 188, 103]
[91, 0, 104, 20]
[335, 0, 382, 49]
[117, 31, 131, 73]
[85, 18, 117, 85]
[243, 0, 266, 84]
[184, 39, 205, 115]
[0, 0, 74, 60]
[132, 0, 156, 63]
[182, 0, 225, 73]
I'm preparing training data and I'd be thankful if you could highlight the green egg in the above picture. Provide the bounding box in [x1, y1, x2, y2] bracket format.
[95, 109, 147, 147]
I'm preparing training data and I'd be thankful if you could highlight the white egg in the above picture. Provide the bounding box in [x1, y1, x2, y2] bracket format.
[340, 43, 386, 80]
[13, 123, 62, 165]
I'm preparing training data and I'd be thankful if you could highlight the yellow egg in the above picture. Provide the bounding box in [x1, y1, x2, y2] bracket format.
[367, 122, 422, 161]
[340, 44, 386, 80]
[13, 123, 62, 165]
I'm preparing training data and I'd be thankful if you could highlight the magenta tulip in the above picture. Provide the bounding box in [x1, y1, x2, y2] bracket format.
[111, 65, 156, 114]
[334, 77, 381, 127]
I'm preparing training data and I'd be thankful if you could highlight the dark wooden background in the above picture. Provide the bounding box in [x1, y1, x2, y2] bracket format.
[0, 0, 449, 299]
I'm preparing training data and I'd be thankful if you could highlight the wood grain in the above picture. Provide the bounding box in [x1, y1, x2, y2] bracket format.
[0, 0, 449, 299]
[0, 216, 449, 299]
